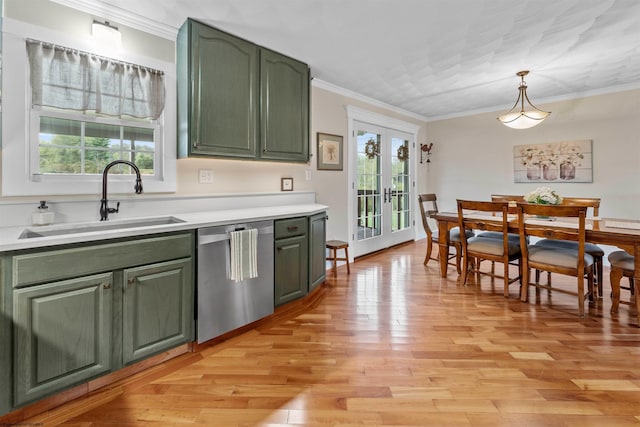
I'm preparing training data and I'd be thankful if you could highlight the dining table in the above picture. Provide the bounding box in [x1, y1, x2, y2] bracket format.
[432, 210, 640, 324]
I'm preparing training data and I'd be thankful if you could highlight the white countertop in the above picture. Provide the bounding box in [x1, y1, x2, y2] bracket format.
[0, 203, 327, 252]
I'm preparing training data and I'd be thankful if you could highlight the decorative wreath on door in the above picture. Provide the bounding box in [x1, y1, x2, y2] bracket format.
[364, 138, 380, 159]
[397, 144, 409, 161]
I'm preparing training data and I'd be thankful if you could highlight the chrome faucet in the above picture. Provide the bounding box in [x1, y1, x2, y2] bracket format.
[100, 160, 143, 221]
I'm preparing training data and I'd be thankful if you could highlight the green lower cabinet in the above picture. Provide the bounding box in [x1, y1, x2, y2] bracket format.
[4, 232, 195, 412]
[308, 213, 327, 292]
[274, 214, 326, 306]
[122, 258, 193, 365]
[12, 273, 114, 406]
[1, 260, 11, 415]
[274, 234, 308, 306]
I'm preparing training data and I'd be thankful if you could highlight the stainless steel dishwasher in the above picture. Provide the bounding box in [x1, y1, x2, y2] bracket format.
[196, 220, 274, 343]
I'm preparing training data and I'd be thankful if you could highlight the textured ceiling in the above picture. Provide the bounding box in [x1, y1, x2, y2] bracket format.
[56, 0, 640, 120]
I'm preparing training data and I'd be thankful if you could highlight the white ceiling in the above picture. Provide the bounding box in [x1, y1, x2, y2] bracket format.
[55, 0, 640, 120]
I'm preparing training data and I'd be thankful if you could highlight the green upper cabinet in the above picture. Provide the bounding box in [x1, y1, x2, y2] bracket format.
[260, 48, 309, 162]
[177, 19, 310, 163]
[177, 19, 259, 158]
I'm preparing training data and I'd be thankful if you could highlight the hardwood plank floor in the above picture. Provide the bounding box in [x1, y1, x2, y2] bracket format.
[21, 240, 640, 426]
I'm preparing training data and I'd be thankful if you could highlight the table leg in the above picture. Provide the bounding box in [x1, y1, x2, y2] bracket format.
[437, 220, 449, 278]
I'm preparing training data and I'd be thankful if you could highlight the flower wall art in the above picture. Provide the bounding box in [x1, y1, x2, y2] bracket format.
[514, 140, 593, 183]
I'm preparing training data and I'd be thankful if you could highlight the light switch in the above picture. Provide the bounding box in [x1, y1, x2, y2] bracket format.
[198, 169, 214, 184]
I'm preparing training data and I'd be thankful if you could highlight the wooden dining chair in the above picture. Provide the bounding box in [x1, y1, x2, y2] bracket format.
[456, 200, 522, 297]
[473, 195, 523, 273]
[418, 193, 472, 273]
[608, 250, 636, 315]
[490, 194, 524, 213]
[517, 202, 594, 317]
[533, 197, 604, 297]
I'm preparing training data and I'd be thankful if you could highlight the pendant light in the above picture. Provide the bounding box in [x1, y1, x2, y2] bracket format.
[497, 70, 550, 129]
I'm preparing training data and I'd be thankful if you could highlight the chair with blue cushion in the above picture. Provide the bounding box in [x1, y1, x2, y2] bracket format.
[517, 202, 594, 317]
[457, 199, 522, 297]
[475, 194, 524, 272]
[418, 193, 473, 274]
[533, 197, 603, 297]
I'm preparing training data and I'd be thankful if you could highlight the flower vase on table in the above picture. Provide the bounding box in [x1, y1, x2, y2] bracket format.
[524, 186, 562, 219]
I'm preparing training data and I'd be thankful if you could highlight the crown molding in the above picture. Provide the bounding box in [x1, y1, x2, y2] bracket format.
[312, 79, 427, 122]
[50, 0, 178, 40]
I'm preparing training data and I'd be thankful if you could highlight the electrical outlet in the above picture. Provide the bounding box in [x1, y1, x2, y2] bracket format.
[198, 169, 214, 184]
[305, 170, 312, 181]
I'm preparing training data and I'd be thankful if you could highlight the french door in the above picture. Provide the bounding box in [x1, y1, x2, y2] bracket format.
[351, 121, 414, 257]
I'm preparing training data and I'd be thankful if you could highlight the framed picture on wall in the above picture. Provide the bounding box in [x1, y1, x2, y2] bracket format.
[514, 140, 593, 183]
[281, 177, 293, 191]
[317, 132, 343, 171]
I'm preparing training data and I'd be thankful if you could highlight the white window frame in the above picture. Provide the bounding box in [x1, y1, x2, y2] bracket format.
[2, 17, 176, 196]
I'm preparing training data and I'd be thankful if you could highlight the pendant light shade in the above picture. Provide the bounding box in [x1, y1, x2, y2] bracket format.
[497, 70, 550, 129]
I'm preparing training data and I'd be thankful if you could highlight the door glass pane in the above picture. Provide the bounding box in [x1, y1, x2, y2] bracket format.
[391, 137, 410, 232]
[357, 131, 381, 240]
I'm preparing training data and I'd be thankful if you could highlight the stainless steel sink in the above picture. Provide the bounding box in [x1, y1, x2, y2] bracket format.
[19, 216, 186, 239]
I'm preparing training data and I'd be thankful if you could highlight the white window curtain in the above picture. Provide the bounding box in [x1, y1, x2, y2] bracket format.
[26, 39, 165, 120]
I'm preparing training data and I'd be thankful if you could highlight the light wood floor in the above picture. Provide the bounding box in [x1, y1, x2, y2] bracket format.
[21, 240, 640, 426]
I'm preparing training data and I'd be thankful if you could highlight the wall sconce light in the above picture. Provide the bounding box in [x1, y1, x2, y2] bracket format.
[92, 20, 121, 49]
[497, 70, 550, 129]
[420, 143, 433, 164]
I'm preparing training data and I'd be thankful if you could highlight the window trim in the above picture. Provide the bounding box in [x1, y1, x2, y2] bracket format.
[1, 17, 176, 196]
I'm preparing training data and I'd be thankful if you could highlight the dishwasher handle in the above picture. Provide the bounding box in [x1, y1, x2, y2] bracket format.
[198, 225, 273, 246]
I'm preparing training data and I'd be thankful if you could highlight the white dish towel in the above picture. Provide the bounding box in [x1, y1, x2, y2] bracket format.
[229, 228, 258, 282]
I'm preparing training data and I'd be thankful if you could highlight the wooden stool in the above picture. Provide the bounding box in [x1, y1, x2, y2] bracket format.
[326, 240, 350, 275]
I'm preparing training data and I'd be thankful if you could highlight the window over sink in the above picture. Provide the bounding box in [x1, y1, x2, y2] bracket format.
[2, 18, 177, 196]
[34, 115, 157, 176]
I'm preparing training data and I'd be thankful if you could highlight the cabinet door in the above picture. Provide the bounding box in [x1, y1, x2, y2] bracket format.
[182, 19, 259, 158]
[122, 258, 193, 365]
[13, 273, 113, 406]
[308, 213, 327, 292]
[260, 48, 310, 162]
[0, 257, 10, 415]
[274, 234, 308, 306]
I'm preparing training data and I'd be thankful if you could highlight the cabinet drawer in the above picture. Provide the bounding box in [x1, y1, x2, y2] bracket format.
[274, 217, 307, 239]
[11, 233, 193, 288]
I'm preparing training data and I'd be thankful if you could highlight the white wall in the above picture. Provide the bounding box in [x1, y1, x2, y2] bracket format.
[425, 89, 640, 219]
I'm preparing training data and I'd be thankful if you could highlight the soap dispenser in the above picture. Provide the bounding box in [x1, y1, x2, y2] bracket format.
[32, 201, 55, 226]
